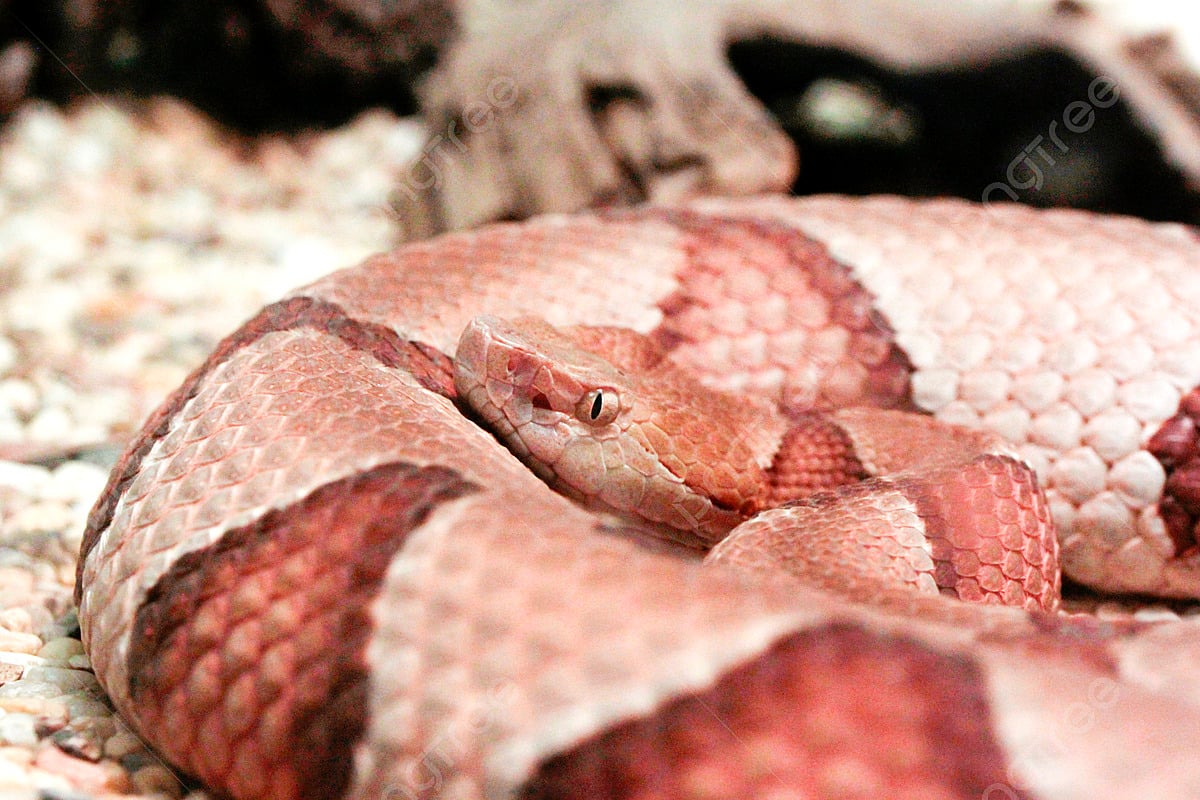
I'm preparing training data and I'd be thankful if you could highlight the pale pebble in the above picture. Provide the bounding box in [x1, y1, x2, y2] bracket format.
[0, 462, 48, 496]
[132, 764, 185, 796]
[0, 752, 36, 788]
[102, 730, 144, 760]
[25, 406, 74, 443]
[4, 502, 74, 536]
[0, 696, 68, 724]
[51, 725, 106, 762]
[0, 419, 22, 443]
[46, 463, 108, 505]
[0, 654, 46, 669]
[34, 639, 84, 665]
[24, 770, 73, 794]
[22, 667, 98, 695]
[0, 340, 14, 376]
[79, 716, 117, 743]
[34, 745, 132, 795]
[0, 610, 33, 636]
[0, 745, 32, 767]
[1132, 607, 1182, 622]
[0, 715, 36, 748]
[60, 696, 111, 722]
[0, 680, 63, 702]
[0, 631, 40, 657]
[37, 613, 75, 644]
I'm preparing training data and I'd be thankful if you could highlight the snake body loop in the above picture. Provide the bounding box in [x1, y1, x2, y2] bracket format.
[77, 197, 1200, 800]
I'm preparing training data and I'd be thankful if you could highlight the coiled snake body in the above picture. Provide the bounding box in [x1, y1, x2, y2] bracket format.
[77, 196, 1200, 799]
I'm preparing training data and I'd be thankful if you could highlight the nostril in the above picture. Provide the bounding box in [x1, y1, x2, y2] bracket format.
[507, 353, 521, 374]
[531, 393, 552, 411]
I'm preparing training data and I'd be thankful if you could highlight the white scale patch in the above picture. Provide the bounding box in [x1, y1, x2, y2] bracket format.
[770, 197, 1200, 596]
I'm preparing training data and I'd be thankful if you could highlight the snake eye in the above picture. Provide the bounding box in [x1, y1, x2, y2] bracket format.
[577, 388, 620, 426]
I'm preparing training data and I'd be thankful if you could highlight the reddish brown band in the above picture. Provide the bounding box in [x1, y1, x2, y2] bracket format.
[630, 209, 914, 412]
[1148, 386, 1200, 556]
[76, 296, 456, 602]
[521, 624, 1026, 800]
[126, 462, 477, 800]
[763, 412, 868, 509]
[900, 455, 1060, 613]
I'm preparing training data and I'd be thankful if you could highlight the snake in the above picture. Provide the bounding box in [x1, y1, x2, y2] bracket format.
[75, 195, 1200, 800]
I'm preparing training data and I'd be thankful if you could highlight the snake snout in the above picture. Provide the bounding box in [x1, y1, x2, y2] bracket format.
[455, 315, 554, 427]
[452, 316, 491, 396]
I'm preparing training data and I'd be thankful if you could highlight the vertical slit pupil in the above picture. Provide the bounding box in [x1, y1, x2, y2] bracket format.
[590, 392, 604, 420]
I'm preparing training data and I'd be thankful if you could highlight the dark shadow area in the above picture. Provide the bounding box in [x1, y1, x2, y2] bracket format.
[4, 1, 447, 131]
[728, 38, 1200, 222]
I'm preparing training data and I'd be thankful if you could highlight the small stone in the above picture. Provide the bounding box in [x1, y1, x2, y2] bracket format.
[0, 627, 42, 655]
[0, 416, 22, 442]
[34, 745, 132, 795]
[0, 752, 38, 790]
[66, 654, 90, 670]
[0, 564, 36, 592]
[38, 616, 78, 646]
[59, 694, 111, 721]
[0, 378, 38, 419]
[0, 662, 22, 684]
[0, 460, 49, 495]
[36, 710, 68, 736]
[36, 638, 84, 665]
[103, 729, 144, 760]
[0, 744, 33, 766]
[1132, 607, 1182, 623]
[119, 749, 159, 774]
[77, 716, 116, 740]
[27, 606, 59, 639]
[0, 338, 15, 375]
[0, 685, 69, 710]
[46, 461, 108, 505]
[26, 406, 73, 442]
[52, 727, 105, 761]
[0, 712, 37, 746]
[132, 763, 185, 796]
[27, 785, 90, 800]
[0, 652, 48, 668]
[0, 607, 34, 634]
[5, 695, 69, 731]
[23, 666, 98, 696]
[5, 500, 75, 536]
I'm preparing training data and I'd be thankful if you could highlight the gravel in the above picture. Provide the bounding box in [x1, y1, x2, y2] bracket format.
[0, 95, 424, 798]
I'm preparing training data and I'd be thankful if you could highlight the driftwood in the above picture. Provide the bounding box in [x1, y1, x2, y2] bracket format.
[396, 0, 1200, 236]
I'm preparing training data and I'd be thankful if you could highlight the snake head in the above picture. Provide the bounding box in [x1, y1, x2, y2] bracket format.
[453, 314, 778, 548]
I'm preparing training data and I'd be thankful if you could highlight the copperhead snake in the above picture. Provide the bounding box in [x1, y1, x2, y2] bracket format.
[75, 195, 1200, 799]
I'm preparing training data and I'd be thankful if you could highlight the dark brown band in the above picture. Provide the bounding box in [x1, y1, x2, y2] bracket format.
[521, 624, 1025, 800]
[126, 461, 476, 800]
